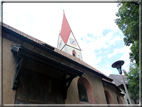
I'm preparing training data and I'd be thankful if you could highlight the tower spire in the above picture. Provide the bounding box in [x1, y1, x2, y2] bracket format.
[57, 11, 82, 60]
[60, 11, 71, 44]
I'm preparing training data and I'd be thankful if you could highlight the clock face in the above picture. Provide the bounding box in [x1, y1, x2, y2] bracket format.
[70, 38, 76, 46]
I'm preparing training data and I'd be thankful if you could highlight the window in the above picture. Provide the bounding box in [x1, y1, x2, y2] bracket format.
[105, 92, 110, 104]
[78, 83, 88, 102]
[78, 77, 95, 104]
[72, 50, 76, 57]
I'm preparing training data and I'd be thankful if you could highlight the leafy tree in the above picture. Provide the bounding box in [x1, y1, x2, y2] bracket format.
[115, 0, 141, 101]
[115, 1, 140, 66]
[125, 63, 139, 99]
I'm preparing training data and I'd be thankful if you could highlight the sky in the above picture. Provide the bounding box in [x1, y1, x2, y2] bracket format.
[2, 2, 132, 76]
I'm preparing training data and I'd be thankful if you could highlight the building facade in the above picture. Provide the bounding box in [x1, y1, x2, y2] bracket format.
[2, 12, 125, 105]
[109, 74, 139, 104]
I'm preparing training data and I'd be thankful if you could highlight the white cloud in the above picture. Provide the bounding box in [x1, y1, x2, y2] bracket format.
[119, 46, 131, 72]
[3, 3, 119, 49]
[107, 46, 130, 58]
[80, 31, 114, 51]
[97, 67, 112, 76]
[109, 36, 122, 45]
[3, 3, 126, 76]
[107, 46, 131, 75]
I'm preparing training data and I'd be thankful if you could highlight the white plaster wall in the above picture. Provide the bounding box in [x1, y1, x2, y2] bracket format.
[62, 45, 83, 60]
[57, 35, 65, 50]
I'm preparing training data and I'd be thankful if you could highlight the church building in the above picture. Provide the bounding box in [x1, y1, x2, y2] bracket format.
[2, 12, 125, 105]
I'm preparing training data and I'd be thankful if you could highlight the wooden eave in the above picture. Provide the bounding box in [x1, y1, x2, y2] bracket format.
[11, 44, 84, 77]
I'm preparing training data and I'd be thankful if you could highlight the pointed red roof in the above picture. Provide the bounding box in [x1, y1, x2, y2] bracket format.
[59, 11, 81, 50]
[60, 12, 71, 44]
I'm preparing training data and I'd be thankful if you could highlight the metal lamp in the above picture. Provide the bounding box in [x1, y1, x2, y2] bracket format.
[112, 60, 132, 104]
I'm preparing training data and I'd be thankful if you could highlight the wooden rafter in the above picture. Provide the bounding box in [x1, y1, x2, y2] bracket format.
[13, 58, 23, 90]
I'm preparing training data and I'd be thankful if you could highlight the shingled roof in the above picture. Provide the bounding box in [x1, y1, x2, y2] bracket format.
[2, 22, 113, 81]
[54, 48, 109, 77]
[109, 74, 128, 86]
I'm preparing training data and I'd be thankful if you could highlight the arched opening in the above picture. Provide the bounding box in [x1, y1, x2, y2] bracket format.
[77, 77, 95, 104]
[104, 90, 113, 104]
[78, 83, 88, 102]
[72, 50, 76, 57]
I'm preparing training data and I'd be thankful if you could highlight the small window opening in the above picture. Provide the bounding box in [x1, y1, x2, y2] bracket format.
[72, 50, 76, 57]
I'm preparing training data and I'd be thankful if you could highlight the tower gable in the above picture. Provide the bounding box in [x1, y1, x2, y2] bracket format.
[62, 45, 83, 60]
[57, 34, 65, 50]
[66, 32, 80, 50]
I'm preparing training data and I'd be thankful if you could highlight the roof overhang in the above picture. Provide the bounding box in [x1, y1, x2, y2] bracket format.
[11, 44, 84, 77]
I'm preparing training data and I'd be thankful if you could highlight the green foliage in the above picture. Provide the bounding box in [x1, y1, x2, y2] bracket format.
[115, 1, 141, 101]
[129, 41, 139, 64]
[125, 63, 139, 99]
[115, 2, 139, 66]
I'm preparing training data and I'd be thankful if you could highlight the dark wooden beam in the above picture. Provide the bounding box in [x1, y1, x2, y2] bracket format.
[13, 58, 23, 90]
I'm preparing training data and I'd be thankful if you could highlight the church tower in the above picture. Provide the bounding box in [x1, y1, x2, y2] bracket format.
[57, 11, 83, 60]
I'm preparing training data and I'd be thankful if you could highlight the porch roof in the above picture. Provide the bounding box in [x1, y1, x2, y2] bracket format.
[11, 44, 84, 77]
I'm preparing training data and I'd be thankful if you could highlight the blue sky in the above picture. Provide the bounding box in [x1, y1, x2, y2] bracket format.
[2, 3, 132, 76]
